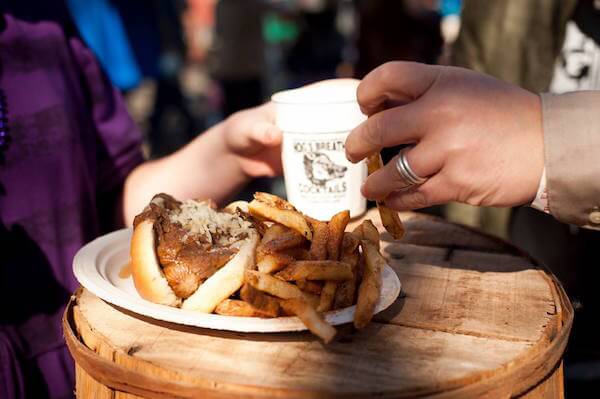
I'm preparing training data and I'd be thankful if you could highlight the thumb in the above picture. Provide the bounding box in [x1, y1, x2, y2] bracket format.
[248, 122, 282, 147]
[226, 116, 282, 153]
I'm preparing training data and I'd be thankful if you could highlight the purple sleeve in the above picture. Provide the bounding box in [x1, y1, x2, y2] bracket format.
[69, 37, 144, 193]
[0, 333, 25, 399]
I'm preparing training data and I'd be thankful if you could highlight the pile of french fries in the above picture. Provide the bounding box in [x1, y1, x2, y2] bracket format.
[214, 192, 388, 343]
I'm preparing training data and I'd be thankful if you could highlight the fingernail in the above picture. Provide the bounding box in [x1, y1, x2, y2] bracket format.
[345, 151, 357, 164]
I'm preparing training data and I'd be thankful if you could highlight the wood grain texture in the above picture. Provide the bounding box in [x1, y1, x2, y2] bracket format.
[381, 259, 556, 342]
[65, 210, 573, 398]
[521, 363, 564, 399]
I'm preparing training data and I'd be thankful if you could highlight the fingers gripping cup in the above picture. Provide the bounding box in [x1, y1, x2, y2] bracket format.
[273, 79, 367, 220]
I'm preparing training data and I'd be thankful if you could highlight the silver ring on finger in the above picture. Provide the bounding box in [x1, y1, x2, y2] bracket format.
[395, 147, 428, 187]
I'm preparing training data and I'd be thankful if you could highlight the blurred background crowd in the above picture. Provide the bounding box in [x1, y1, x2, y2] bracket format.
[66, 0, 458, 203]
[74, 0, 454, 158]
[3, 0, 600, 396]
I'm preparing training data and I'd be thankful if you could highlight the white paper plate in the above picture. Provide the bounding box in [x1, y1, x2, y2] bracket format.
[73, 228, 401, 333]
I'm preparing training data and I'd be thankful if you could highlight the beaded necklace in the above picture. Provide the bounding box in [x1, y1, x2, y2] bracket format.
[0, 88, 8, 157]
[1, 15, 9, 159]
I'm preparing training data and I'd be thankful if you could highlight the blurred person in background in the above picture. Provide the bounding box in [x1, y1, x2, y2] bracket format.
[449, 0, 600, 394]
[209, 0, 267, 117]
[113, 0, 202, 159]
[68, 0, 206, 159]
[285, 0, 344, 86]
[438, 0, 461, 64]
[184, 0, 217, 64]
[0, 3, 283, 397]
[65, 0, 142, 91]
[354, 0, 442, 79]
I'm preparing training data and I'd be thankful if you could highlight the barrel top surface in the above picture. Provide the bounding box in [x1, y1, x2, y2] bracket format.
[65, 210, 573, 398]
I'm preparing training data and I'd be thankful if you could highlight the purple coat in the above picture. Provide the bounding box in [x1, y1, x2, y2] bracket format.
[0, 14, 143, 398]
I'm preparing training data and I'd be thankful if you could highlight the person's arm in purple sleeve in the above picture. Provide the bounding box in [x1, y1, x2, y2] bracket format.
[123, 104, 282, 225]
[0, 333, 25, 399]
[69, 37, 145, 230]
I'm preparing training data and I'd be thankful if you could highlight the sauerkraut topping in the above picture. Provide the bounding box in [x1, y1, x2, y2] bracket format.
[169, 199, 252, 246]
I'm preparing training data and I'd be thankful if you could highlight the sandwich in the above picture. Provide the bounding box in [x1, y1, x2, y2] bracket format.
[130, 194, 258, 313]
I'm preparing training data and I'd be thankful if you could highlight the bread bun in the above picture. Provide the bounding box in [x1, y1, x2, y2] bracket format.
[130, 219, 182, 307]
[130, 196, 258, 313]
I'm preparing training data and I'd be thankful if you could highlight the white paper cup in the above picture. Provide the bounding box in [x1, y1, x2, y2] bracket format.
[272, 79, 367, 220]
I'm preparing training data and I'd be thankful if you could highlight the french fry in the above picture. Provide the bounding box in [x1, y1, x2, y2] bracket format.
[245, 270, 319, 308]
[317, 211, 351, 312]
[341, 232, 360, 255]
[257, 252, 294, 274]
[248, 200, 313, 240]
[303, 215, 320, 228]
[261, 228, 305, 253]
[275, 261, 353, 281]
[326, 210, 350, 261]
[334, 232, 361, 308]
[323, 232, 364, 311]
[279, 298, 337, 343]
[366, 153, 405, 240]
[352, 223, 364, 241]
[240, 283, 280, 318]
[285, 247, 310, 261]
[254, 192, 296, 210]
[361, 219, 380, 250]
[334, 248, 360, 309]
[260, 224, 288, 243]
[215, 299, 269, 317]
[354, 240, 385, 329]
[308, 221, 329, 260]
[317, 282, 337, 312]
[297, 280, 323, 295]
[256, 224, 295, 273]
[355, 253, 366, 288]
[376, 198, 405, 239]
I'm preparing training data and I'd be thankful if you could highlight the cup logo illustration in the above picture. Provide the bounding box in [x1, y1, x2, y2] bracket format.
[303, 151, 347, 187]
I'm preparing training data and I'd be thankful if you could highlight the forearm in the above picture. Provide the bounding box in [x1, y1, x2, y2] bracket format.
[122, 123, 250, 225]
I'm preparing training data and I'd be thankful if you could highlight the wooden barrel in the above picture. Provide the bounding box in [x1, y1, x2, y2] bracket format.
[63, 210, 573, 398]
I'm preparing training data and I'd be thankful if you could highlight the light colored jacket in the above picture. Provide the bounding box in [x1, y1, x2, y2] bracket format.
[453, 0, 600, 229]
[542, 91, 600, 228]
